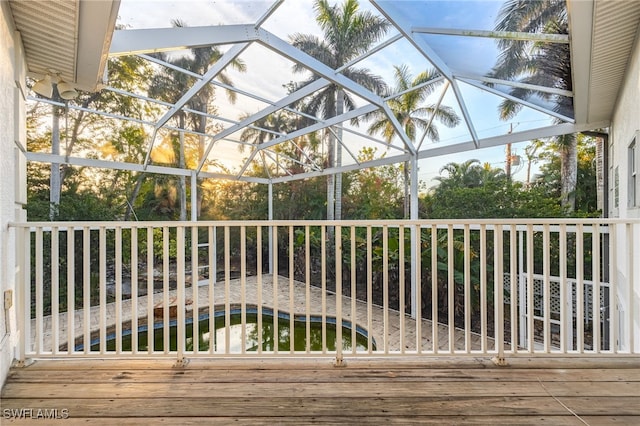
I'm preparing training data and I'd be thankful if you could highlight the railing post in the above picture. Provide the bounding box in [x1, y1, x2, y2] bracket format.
[15, 222, 29, 364]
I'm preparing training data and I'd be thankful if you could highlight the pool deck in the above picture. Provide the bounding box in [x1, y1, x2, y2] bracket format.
[33, 274, 489, 355]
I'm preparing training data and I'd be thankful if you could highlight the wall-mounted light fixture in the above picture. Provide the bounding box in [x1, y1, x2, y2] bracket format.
[32, 74, 78, 100]
[56, 80, 78, 100]
[32, 75, 53, 98]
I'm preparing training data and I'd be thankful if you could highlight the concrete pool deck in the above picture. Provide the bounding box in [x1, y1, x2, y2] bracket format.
[31, 274, 490, 355]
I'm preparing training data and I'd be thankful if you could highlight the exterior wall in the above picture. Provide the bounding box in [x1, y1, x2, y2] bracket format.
[0, 1, 27, 387]
[610, 25, 640, 352]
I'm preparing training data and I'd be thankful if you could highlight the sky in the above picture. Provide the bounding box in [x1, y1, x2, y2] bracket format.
[116, 0, 549, 189]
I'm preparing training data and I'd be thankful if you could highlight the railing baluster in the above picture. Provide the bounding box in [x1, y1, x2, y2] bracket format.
[67, 227, 75, 355]
[335, 225, 343, 361]
[146, 226, 154, 354]
[350, 226, 356, 355]
[176, 226, 185, 359]
[610, 223, 618, 354]
[494, 224, 504, 360]
[321, 225, 326, 354]
[83, 227, 90, 354]
[415, 224, 422, 355]
[51, 226, 59, 354]
[480, 224, 487, 354]
[305, 225, 311, 354]
[543, 224, 551, 353]
[288, 225, 294, 353]
[208, 226, 215, 355]
[35, 227, 43, 355]
[628, 223, 635, 352]
[593, 224, 601, 353]
[464, 224, 471, 353]
[242, 225, 247, 354]
[115, 226, 123, 355]
[526, 224, 534, 353]
[399, 224, 405, 355]
[191, 225, 199, 354]
[509, 224, 517, 354]
[383, 225, 389, 355]
[99, 227, 107, 355]
[447, 224, 454, 353]
[431, 224, 438, 354]
[131, 226, 138, 355]
[366, 225, 373, 354]
[224, 226, 231, 354]
[272, 225, 279, 354]
[257, 225, 263, 355]
[559, 224, 568, 353]
[576, 224, 584, 353]
[162, 226, 170, 355]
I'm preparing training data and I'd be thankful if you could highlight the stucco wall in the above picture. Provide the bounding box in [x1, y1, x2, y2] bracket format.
[610, 25, 640, 352]
[0, 1, 26, 388]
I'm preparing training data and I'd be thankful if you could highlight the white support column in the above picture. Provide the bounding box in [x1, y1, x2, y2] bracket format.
[190, 171, 197, 222]
[410, 155, 419, 317]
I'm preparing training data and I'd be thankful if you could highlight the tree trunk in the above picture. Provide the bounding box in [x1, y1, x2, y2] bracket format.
[178, 130, 187, 221]
[124, 172, 145, 220]
[403, 160, 410, 219]
[335, 89, 344, 221]
[196, 113, 208, 218]
[560, 134, 577, 212]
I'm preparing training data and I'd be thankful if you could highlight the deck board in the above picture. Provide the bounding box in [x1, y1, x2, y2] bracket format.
[2, 358, 640, 424]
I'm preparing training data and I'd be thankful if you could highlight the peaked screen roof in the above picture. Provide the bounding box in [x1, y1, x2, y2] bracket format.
[23, 0, 640, 185]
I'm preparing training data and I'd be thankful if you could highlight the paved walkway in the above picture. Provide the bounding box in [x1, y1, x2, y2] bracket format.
[32, 275, 489, 355]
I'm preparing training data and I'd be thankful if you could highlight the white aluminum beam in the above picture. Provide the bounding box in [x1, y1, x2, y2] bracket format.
[196, 78, 331, 172]
[566, 0, 595, 125]
[271, 151, 412, 184]
[255, 0, 284, 27]
[253, 104, 379, 152]
[371, 0, 477, 147]
[154, 43, 249, 131]
[418, 120, 610, 159]
[110, 25, 259, 57]
[411, 27, 569, 43]
[456, 73, 574, 98]
[256, 28, 416, 153]
[459, 78, 575, 123]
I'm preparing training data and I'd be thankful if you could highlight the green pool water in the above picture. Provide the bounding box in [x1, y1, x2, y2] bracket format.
[91, 311, 373, 352]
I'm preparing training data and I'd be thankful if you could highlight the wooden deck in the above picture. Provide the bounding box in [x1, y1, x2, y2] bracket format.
[2, 357, 640, 424]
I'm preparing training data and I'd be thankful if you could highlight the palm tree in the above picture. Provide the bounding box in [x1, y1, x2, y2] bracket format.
[435, 159, 483, 190]
[289, 0, 389, 221]
[488, 0, 575, 210]
[366, 65, 460, 218]
[147, 19, 246, 219]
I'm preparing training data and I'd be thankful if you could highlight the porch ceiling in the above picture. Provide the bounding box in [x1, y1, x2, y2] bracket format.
[22, 0, 640, 184]
[8, 0, 120, 91]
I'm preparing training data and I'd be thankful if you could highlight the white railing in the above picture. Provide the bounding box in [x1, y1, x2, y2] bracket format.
[10, 219, 639, 361]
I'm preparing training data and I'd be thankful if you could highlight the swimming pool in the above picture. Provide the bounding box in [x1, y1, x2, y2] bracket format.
[82, 307, 374, 352]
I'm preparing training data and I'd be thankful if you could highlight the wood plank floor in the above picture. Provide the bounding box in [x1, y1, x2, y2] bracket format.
[2, 357, 640, 424]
